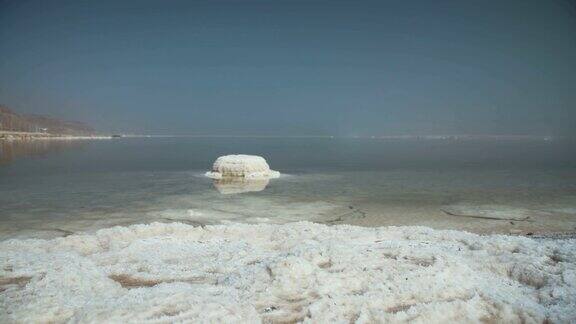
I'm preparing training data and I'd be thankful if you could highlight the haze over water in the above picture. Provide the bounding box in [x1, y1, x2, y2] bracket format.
[1, 137, 575, 239]
[2, 1, 576, 321]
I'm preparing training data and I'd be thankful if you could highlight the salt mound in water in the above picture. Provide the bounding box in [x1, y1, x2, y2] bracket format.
[205, 154, 280, 179]
[1, 222, 575, 323]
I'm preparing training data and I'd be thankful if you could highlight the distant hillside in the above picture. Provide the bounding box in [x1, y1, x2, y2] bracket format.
[0, 105, 95, 135]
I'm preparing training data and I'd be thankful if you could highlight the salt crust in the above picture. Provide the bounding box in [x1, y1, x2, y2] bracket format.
[1, 222, 575, 323]
[205, 155, 280, 179]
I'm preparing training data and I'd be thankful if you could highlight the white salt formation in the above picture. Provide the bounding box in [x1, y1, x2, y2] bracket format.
[205, 154, 280, 179]
[1, 222, 575, 323]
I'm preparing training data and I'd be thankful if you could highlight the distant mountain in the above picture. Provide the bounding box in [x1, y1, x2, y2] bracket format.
[0, 105, 95, 135]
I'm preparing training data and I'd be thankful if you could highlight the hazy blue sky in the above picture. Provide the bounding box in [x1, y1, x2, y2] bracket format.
[1, 0, 575, 135]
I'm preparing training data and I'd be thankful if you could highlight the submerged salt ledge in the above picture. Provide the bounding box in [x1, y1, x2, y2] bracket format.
[1, 222, 575, 323]
[206, 154, 280, 179]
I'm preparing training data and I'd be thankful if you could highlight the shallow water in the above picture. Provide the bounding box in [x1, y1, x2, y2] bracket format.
[1, 137, 575, 239]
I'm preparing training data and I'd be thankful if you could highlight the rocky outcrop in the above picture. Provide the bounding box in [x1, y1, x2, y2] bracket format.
[0, 105, 95, 136]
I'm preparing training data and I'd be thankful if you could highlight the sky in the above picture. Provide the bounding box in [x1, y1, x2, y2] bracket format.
[1, 0, 575, 136]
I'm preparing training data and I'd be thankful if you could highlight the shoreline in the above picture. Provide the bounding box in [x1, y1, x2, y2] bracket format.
[1, 211, 575, 242]
[2, 193, 575, 241]
[0, 132, 112, 141]
[1, 133, 569, 142]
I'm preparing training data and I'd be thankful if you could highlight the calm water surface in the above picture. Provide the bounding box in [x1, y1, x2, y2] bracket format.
[1, 137, 575, 239]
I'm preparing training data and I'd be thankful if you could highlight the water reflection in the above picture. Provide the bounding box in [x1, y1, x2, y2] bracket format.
[0, 140, 87, 165]
[212, 177, 270, 194]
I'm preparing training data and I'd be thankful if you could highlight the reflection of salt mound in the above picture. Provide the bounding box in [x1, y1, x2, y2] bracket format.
[213, 177, 269, 194]
[1, 222, 574, 323]
[206, 154, 280, 179]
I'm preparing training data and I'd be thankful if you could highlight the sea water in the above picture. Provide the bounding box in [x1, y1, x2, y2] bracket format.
[1, 137, 575, 239]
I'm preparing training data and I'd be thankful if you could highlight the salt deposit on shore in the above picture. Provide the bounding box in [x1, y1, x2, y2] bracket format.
[1, 222, 574, 323]
[206, 154, 280, 179]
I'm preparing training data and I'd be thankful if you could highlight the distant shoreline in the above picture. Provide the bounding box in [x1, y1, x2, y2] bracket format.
[0, 131, 564, 141]
[121, 134, 561, 142]
[0, 131, 112, 141]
